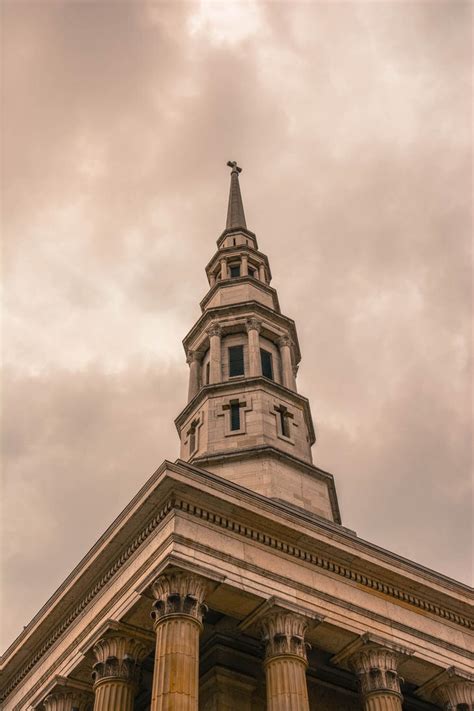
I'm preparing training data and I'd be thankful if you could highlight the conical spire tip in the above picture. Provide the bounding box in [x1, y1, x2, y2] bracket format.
[225, 160, 246, 229]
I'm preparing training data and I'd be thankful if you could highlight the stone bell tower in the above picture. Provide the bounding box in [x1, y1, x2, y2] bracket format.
[175, 161, 341, 524]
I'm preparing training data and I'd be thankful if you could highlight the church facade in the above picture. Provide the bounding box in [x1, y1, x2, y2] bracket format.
[1, 163, 472, 711]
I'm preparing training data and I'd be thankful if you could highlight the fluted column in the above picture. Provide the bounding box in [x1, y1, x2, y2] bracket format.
[187, 351, 201, 402]
[261, 610, 310, 711]
[419, 667, 474, 710]
[433, 680, 474, 710]
[278, 336, 295, 390]
[246, 318, 262, 377]
[150, 571, 207, 711]
[350, 644, 405, 711]
[43, 691, 92, 711]
[92, 635, 148, 711]
[207, 324, 222, 383]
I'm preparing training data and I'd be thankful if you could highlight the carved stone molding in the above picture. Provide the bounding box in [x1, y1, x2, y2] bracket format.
[260, 610, 309, 665]
[92, 635, 148, 687]
[246, 318, 262, 333]
[150, 570, 208, 629]
[417, 667, 474, 709]
[43, 690, 92, 711]
[206, 323, 222, 338]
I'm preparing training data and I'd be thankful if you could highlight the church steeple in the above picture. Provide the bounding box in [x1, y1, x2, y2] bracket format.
[175, 163, 341, 525]
[226, 160, 247, 230]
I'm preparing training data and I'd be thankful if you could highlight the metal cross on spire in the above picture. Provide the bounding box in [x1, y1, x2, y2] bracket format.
[227, 160, 242, 174]
[225, 160, 246, 229]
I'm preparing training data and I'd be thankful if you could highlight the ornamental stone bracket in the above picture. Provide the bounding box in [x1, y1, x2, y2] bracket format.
[416, 666, 474, 709]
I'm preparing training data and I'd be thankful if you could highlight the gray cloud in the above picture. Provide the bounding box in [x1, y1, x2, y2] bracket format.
[1, 0, 472, 651]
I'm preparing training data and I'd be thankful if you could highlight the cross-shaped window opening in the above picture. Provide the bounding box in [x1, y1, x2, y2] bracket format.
[275, 405, 291, 438]
[230, 400, 241, 431]
[188, 419, 199, 453]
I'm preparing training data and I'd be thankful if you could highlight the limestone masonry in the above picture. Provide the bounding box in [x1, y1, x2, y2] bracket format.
[1, 163, 472, 710]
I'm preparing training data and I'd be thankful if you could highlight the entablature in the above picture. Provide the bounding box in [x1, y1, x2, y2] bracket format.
[182, 302, 300, 363]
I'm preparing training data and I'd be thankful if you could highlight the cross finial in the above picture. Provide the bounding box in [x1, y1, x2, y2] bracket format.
[227, 160, 242, 174]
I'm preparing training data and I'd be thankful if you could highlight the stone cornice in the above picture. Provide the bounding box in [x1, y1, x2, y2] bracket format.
[215, 227, 259, 250]
[200, 275, 280, 313]
[174, 376, 314, 443]
[182, 301, 300, 362]
[2, 460, 472, 703]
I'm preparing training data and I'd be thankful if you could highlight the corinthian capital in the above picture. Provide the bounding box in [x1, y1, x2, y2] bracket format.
[151, 571, 208, 628]
[92, 635, 148, 687]
[418, 667, 474, 709]
[186, 350, 203, 365]
[207, 323, 222, 338]
[349, 644, 404, 698]
[43, 691, 92, 711]
[261, 610, 309, 664]
[246, 318, 262, 334]
[277, 335, 292, 348]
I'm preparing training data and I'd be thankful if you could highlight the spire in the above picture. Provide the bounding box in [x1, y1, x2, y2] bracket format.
[226, 160, 247, 230]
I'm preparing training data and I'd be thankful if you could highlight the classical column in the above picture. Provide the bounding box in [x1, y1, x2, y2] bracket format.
[207, 324, 222, 383]
[241, 254, 249, 276]
[433, 680, 474, 710]
[246, 318, 262, 377]
[417, 667, 474, 710]
[209, 272, 216, 288]
[220, 258, 228, 280]
[92, 635, 148, 711]
[261, 610, 310, 711]
[43, 691, 92, 711]
[150, 571, 207, 711]
[258, 263, 266, 283]
[187, 351, 201, 402]
[349, 644, 405, 711]
[278, 336, 296, 390]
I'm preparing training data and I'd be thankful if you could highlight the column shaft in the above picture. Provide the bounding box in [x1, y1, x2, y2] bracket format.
[220, 259, 228, 280]
[265, 656, 310, 711]
[258, 264, 266, 282]
[241, 254, 249, 276]
[279, 338, 295, 390]
[208, 328, 222, 383]
[246, 320, 262, 377]
[187, 353, 201, 401]
[151, 617, 200, 711]
[93, 680, 135, 711]
[150, 571, 207, 711]
[209, 273, 216, 287]
[364, 694, 403, 711]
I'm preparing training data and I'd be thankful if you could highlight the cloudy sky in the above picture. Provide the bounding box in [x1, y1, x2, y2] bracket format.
[1, 0, 472, 652]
